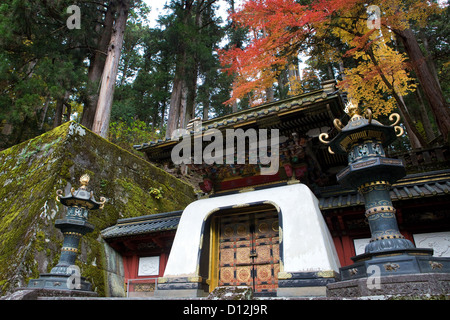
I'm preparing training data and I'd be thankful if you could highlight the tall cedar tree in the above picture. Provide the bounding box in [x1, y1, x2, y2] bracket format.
[165, 0, 223, 138]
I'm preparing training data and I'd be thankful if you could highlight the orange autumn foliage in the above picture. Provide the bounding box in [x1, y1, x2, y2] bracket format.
[220, 0, 442, 115]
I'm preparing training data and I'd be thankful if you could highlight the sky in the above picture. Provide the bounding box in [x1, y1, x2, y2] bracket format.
[143, 0, 169, 27]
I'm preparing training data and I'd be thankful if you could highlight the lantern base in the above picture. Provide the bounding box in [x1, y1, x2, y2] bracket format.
[327, 272, 450, 298]
[338, 248, 450, 281]
[364, 237, 416, 254]
[329, 248, 450, 297]
[27, 273, 94, 292]
[3, 287, 97, 300]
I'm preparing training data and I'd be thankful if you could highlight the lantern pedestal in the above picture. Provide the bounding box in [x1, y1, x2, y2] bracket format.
[26, 175, 105, 296]
[321, 103, 450, 297]
[27, 274, 96, 293]
[327, 272, 450, 298]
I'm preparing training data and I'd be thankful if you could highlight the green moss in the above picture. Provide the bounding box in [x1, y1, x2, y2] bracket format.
[0, 121, 196, 296]
[34, 231, 46, 252]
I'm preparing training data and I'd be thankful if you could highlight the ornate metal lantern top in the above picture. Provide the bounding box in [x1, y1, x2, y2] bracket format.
[319, 101, 404, 155]
[56, 174, 106, 210]
[318, 101, 406, 189]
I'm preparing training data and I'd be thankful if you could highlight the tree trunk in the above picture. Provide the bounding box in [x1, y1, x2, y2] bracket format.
[178, 80, 188, 130]
[160, 82, 169, 128]
[395, 94, 423, 149]
[203, 96, 210, 120]
[266, 86, 274, 102]
[183, 5, 204, 128]
[39, 96, 50, 130]
[92, 0, 129, 138]
[338, 60, 345, 79]
[231, 100, 238, 113]
[327, 63, 334, 79]
[394, 28, 450, 142]
[367, 47, 427, 148]
[166, 73, 184, 138]
[53, 91, 70, 128]
[80, 1, 116, 129]
[414, 83, 437, 142]
[165, 0, 193, 138]
[419, 28, 441, 91]
[184, 64, 199, 127]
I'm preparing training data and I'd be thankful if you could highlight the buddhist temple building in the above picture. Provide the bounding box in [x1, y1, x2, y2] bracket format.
[101, 80, 450, 298]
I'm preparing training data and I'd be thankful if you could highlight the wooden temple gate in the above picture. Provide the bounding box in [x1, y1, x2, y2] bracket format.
[209, 207, 280, 295]
[218, 211, 280, 294]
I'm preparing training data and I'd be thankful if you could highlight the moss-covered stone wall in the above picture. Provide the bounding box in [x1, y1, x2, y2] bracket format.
[0, 121, 196, 296]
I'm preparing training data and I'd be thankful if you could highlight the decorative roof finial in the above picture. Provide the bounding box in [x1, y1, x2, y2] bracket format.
[345, 100, 361, 118]
[79, 174, 90, 189]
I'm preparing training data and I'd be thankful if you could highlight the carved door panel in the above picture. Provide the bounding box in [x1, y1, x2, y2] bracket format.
[253, 214, 280, 294]
[218, 211, 279, 295]
[218, 214, 253, 288]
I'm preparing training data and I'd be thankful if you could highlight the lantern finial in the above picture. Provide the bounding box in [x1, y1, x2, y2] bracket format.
[345, 100, 360, 117]
[79, 174, 90, 189]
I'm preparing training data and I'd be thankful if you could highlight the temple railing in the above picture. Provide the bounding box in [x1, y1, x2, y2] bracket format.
[387, 145, 449, 173]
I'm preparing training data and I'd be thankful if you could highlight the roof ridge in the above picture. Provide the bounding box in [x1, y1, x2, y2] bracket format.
[115, 210, 183, 226]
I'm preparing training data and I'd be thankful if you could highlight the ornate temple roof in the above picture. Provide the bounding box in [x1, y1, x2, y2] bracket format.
[133, 80, 346, 161]
[129, 80, 352, 195]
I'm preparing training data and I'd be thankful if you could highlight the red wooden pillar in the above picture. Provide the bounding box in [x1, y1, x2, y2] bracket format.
[332, 236, 345, 267]
[340, 235, 355, 267]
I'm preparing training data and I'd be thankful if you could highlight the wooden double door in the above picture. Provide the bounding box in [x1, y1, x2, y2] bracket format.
[217, 210, 280, 295]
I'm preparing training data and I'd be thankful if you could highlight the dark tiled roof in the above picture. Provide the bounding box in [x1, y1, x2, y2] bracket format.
[101, 210, 182, 239]
[101, 170, 450, 238]
[319, 169, 450, 210]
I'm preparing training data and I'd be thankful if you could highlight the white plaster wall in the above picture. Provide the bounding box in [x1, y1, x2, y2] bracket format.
[413, 231, 450, 257]
[354, 238, 371, 255]
[162, 183, 341, 278]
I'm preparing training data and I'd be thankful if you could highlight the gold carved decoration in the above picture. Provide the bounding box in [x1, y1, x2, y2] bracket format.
[394, 125, 404, 137]
[384, 263, 400, 271]
[429, 261, 443, 270]
[99, 196, 107, 210]
[389, 113, 401, 126]
[318, 133, 330, 144]
[317, 270, 336, 278]
[346, 100, 360, 117]
[333, 119, 344, 131]
[56, 189, 64, 202]
[277, 272, 292, 280]
[349, 268, 358, 276]
[364, 108, 373, 124]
